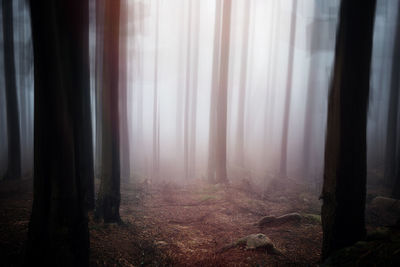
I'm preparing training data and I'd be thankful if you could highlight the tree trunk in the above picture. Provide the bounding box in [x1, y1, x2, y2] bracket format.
[279, 0, 297, 178]
[152, 0, 160, 181]
[215, 0, 232, 183]
[95, 0, 122, 223]
[384, 1, 400, 186]
[119, 0, 130, 182]
[27, 0, 91, 264]
[301, 4, 320, 181]
[208, 0, 222, 183]
[2, 0, 21, 180]
[183, 0, 192, 180]
[321, 0, 376, 260]
[95, 0, 105, 179]
[189, 0, 200, 180]
[235, 0, 251, 169]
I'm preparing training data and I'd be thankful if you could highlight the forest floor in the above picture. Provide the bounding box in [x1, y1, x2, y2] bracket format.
[1, 176, 399, 266]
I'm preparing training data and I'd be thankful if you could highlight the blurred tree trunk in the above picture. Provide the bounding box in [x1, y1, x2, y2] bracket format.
[119, 0, 130, 181]
[208, 0, 231, 184]
[279, 0, 297, 178]
[176, 3, 184, 179]
[384, 1, 400, 186]
[235, 0, 250, 169]
[189, 0, 200, 180]
[208, 0, 222, 183]
[95, 0, 122, 223]
[321, 0, 376, 260]
[301, 4, 320, 182]
[183, 0, 192, 180]
[152, 0, 160, 180]
[216, 0, 231, 183]
[2, 0, 21, 180]
[27, 0, 92, 264]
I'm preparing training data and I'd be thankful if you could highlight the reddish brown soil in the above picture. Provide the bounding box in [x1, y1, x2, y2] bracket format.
[0, 178, 323, 266]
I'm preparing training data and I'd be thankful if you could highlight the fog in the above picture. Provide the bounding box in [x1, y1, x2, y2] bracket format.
[0, 0, 399, 190]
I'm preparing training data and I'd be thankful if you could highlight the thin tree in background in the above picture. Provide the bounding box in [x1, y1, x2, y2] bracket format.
[216, 0, 232, 183]
[176, 2, 185, 179]
[189, 0, 200, 180]
[96, 0, 122, 223]
[152, 0, 160, 180]
[301, 2, 320, 182]
[279, 0, 297, 178]
[2, 0, 21, 180]
[321, 0, 376, 260]
[183, 0, 192, 180]
[235, 0, 251, 170]
[27, 0, 92, 264]
[207, 0, 221, 183]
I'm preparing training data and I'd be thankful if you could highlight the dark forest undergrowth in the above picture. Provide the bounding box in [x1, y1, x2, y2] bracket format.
[1, 177, 400, 266]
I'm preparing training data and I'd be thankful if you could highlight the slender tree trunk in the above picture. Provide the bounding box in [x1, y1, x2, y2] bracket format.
[183, 0, 192, 180]
[215, 0, 232, 183]
[27, 0, 91, 264]
[152, 0, 160, 180]
[119, 0, 130, 181]
[96, 0, 122, 223]
[302, 5, 320, 181]
[208, 0, 222, 183]
[235, 0, 251, 169]
[2, 0, 21, 180]
[176, 4, 185, 179]
[279, 0, 297, 178]
[321, 0, 376, 260]
[190, 0, 200, 180]
[384, 1, 400, 185]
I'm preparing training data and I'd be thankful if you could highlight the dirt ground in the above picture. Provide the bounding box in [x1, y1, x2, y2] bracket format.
[0, 177, 326, 266]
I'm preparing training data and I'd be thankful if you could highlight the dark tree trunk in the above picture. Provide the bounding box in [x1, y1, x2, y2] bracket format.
[95, 0, 122, 223]
[279, 0, 297, 178]
[26, 0, 92, 265]
[119, 0, 131, 181]
[384, 1, 400, 186]
[321, 0, 376, 260]
[392, 146, 400, 199]
[2, 0, 21, 180]
[95, 0, 105, 179]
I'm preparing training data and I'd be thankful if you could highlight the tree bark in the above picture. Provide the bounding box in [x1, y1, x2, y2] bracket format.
[321, 0, 376, 260]
[95, 0, 122, 223]
[2, 0, 21, 180]
[27, 0, 92, 264]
